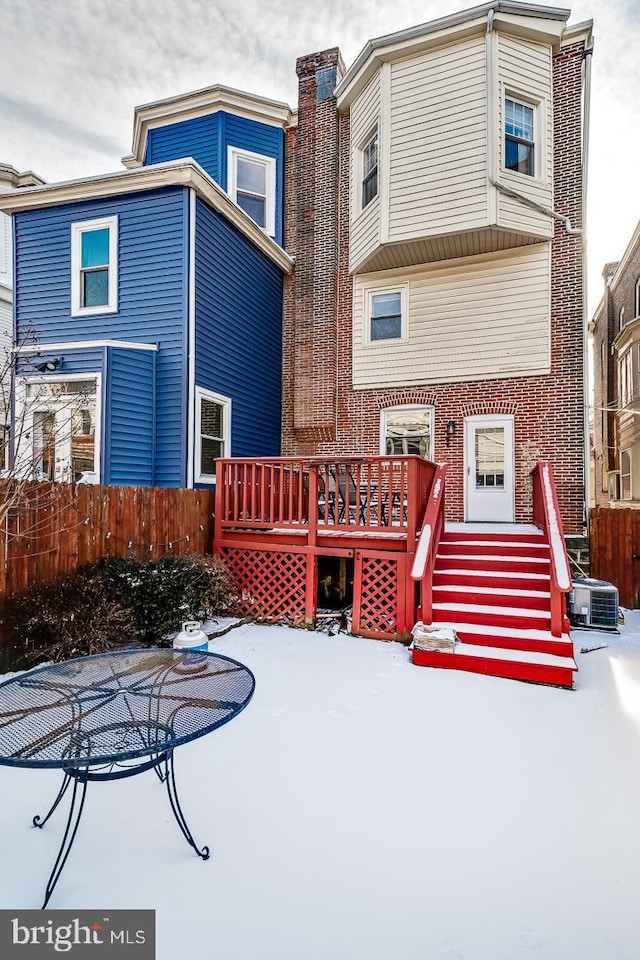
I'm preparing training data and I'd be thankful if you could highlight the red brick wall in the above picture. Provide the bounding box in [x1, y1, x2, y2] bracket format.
[282, 39, 587, 533]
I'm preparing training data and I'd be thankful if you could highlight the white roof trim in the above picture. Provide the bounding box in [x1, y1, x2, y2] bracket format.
[14, 339, 158, 353]
[336, 1, 570, 110]
[0, 163, 46, 189]
[0, 158, 293, 274]
[124, 83, 294, 168]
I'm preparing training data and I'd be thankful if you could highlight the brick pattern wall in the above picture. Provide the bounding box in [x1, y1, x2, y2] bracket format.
[592, 238, 640, 503]
[282, 39, 587, 533]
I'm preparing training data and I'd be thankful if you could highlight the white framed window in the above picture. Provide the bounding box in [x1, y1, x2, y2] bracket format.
[71, 216, 118, 316]
[366, 285, 407, 344]
[17, 374, 101, 483]
[635, 278, 640, 319]
[195, 386, 231, 482]
[621, 450, 632, 500]
[361, 129, 378, 209]
[227, 147, 276, 236]
[618, 305, 625, 332]
[619, 349, 633, 406]
[504, 97, 535, 177]
[380, 406, 434, 459]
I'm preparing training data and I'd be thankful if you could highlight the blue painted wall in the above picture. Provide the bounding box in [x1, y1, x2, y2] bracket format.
[194, 198, 283, 468]
[14, 187, 189, 487]
[105, 347, 155, 486]
[145, 111, 284, 245]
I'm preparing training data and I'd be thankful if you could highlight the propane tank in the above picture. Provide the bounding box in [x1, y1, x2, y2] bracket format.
[173, 620, 208, 652]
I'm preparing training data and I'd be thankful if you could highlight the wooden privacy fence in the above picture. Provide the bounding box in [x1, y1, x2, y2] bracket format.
[0, 482, 217, 597]
[589, 507, 640, 609]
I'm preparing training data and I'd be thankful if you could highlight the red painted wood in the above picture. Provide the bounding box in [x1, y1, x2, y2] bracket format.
[433, 587, 550, 611]
[448, 626, 574, 658]
[432, 605, 551, 631]
[410, 648, 575, 688]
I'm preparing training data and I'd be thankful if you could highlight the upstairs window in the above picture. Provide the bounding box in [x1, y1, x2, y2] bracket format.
[196, 387, 231, 482]
[361, 130, 378, 209]
[367, 286, 407, 343]
[619, 305, 625, 332]
[619, 349, 633, 406]
[227, 147, 276, 236]
[635, 277, 640, 318]
[505, 98, 535, 177]
[71, 217, 118, 316]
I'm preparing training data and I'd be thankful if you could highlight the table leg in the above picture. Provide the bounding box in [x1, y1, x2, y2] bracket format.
[40, 772, 88, 909]
[32, 772, 72, 829]
[163, 753, 210, 861]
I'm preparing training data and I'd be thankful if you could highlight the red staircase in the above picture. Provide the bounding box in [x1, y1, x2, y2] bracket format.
[411, 463, 577, 688]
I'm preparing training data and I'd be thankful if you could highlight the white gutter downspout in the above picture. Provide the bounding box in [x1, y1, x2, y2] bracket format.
[186, 188, 196, 488]
[582, 44, 593, 528]
[485, 8, 582, 238]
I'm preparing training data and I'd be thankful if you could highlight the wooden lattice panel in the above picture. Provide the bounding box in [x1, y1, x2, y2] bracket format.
[221, 548, 307, 624]
[357, 555, 399, 637]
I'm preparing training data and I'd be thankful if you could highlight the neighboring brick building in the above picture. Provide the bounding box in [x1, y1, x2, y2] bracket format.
[591, 224, 640, 504]
[282, 2, 592, 534]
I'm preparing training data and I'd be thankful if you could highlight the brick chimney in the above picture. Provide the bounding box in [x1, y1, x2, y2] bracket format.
[285, 48, 345, 446]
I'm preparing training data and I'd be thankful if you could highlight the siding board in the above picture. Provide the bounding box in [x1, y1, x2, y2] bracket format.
[388, 35, 488, 242]
[194, 198, 283, 466]
[146, 111, 285, 245]
[353, 244, 551, 387]
[14, 187, 188, 487]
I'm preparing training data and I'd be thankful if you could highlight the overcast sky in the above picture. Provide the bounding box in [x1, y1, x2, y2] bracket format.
[1, 0, 639, 314]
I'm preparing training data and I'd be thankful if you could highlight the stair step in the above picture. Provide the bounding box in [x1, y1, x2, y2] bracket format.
[439, 539, 549, 551]
[425, 620, 573, 657]
[432, 601, 551, 631]
[438, 543, 550, 559]
[433, 585, 550, 610]
[411, 641, 576, 688]
[443, 525, 544, 543]
[433, 570, 550, 591]
[435, 555, 551, 575]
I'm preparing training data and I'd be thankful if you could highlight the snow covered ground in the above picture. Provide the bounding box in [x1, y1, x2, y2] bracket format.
[1, 615, 640, 960]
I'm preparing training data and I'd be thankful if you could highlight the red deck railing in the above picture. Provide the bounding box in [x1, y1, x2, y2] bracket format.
[410, 462, 448, 624]
[214, 456, 437, 546]
[531, 461, 572, 637]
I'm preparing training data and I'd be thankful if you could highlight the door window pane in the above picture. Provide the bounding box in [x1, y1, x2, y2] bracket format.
[475, 427, 505, 488]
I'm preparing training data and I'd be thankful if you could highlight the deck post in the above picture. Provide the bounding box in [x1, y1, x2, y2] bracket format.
[213, 461, 225, 553]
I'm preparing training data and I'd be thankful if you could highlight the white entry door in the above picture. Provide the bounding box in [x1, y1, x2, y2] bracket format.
[464, 416, 514, 522]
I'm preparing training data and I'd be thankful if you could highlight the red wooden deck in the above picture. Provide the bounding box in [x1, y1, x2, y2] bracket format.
[213, 455, 437, 637]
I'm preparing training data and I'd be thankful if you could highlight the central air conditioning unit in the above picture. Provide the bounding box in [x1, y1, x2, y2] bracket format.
[568, 578, 619, 631]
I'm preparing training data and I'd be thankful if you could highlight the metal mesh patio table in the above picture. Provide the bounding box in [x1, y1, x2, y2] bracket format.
[0, 647, 255, 908]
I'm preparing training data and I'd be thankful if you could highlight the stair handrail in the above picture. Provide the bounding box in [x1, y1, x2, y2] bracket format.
[530, 461, 572, 637]
[411, 462, 448, 625]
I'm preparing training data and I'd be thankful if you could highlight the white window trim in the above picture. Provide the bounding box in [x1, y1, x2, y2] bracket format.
[15, 372, 102, 483]
[503, 91, 541, 181]
[364, 283, 408, 346]
[620, 449, 632, 500]
[379, 404, 434, 459]
[195, 386, 231, 484]
[355, 124, 380, 218]
[619, 349, 633, 407]
[635, 277, 640, 319]
[227, 146, 276, 237]
[71, 216, 118, 317]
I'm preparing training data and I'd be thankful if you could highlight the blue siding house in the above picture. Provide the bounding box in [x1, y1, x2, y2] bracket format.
[2, 85, 293, 487]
